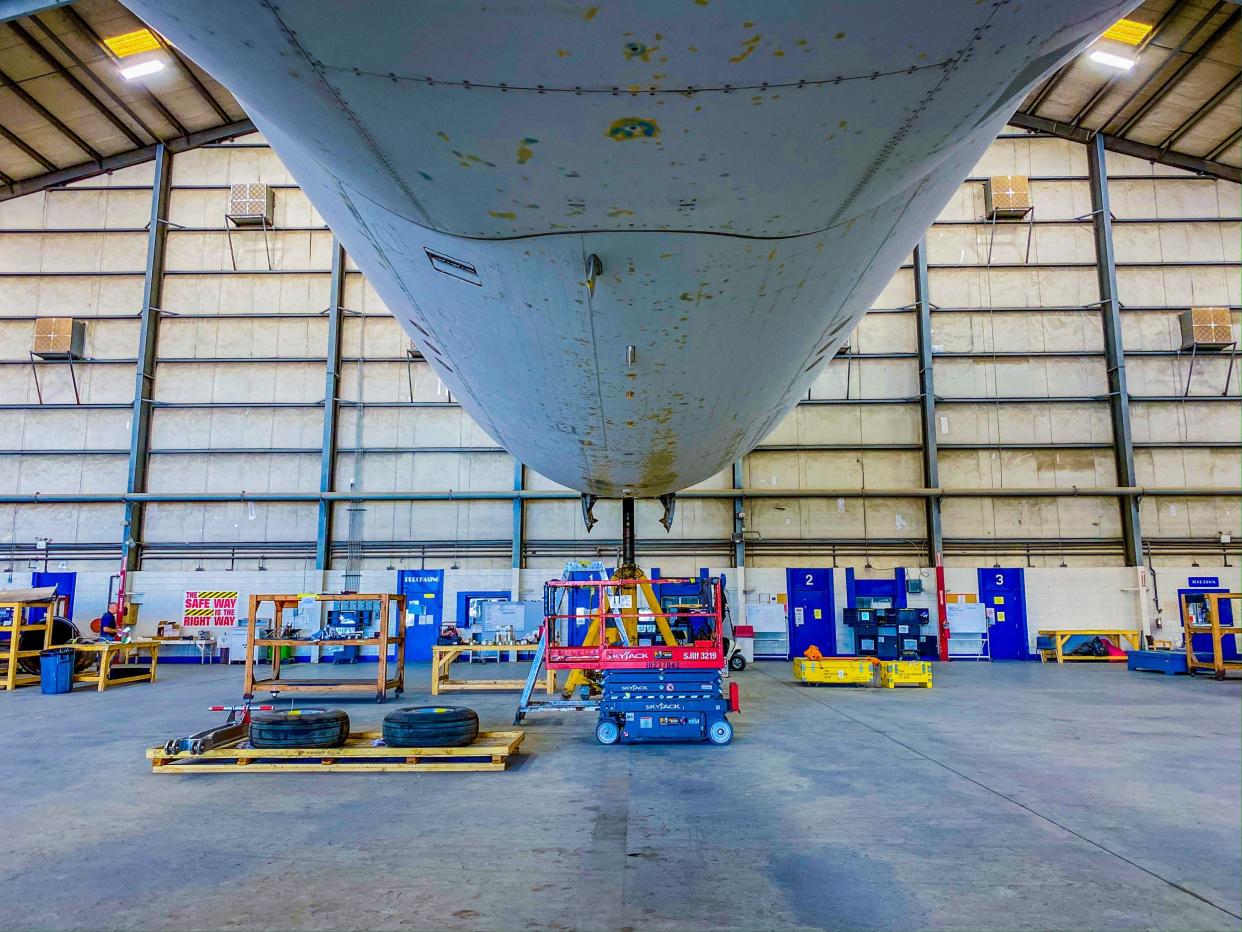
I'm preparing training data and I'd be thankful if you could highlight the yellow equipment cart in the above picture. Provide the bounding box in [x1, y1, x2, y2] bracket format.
[1184, 592, 1242, 680]
[0, 587, 58, 691]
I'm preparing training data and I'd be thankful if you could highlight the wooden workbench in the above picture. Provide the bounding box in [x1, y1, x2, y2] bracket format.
[71, 639, 160, 691]
[1038, 628, 1142, 663]
[243, 592, 405, 701]
[0, 590, 57, 691]
[1184, 592, 1242, 680]
[430, 642, 553, 696]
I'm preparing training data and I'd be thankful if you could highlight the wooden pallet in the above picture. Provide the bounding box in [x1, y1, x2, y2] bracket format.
[146, 730, 524, 774]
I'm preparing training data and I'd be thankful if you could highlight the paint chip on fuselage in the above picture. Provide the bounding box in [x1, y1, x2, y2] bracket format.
[606, 117, 660, 141]
[730, 35, 761, 64]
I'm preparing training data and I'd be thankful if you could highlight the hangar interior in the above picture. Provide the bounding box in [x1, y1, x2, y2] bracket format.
[0, 2, 1239, 931]
[0, 117, 1236, 645]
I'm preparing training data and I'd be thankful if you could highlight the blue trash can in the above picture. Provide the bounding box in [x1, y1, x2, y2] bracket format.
[39, 647, 74, 694]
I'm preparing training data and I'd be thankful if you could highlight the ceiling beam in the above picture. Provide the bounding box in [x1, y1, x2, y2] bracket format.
[0, 117, 55, 171]
[1097, 1, 1225, 135]
[0, 60, 101, 160]
[29, 13, 159, 144]
[0, 117, 254, 202]
[1008, 110, 1241, 183]
[0, 0, 68, 23]
[1159, 71, 1242, 152]
[1025, 67, 1072, 117]
[61, 5, 188, 139]
[153, 34, 230, 124]
[1113, 7, 1240, 138]
[1068, 0, 1193, 128]
[1206, 126, 1242, 163]
[6, 20, 144, 147]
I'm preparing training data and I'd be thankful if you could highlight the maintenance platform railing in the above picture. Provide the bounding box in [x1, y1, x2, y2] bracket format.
[515, 576, 727, 723]
[542, 576, 724, 671]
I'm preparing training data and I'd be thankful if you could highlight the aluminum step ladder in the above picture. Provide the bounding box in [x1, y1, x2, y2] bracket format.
[513, 627, 601, 724]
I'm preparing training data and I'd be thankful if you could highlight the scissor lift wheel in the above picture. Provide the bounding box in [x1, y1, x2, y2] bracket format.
[708, 719, 733, 745]
[596, 719, 620, 745]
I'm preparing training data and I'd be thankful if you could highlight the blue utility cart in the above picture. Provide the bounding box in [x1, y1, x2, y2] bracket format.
[1127, 649, 1188, 676]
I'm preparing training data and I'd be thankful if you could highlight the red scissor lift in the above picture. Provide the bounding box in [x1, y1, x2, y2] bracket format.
[515, 576, 739, 744]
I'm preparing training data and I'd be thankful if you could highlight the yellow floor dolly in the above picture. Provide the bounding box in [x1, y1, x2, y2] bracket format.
[793, 656, 877, 686]
[877, 660, 933, 688]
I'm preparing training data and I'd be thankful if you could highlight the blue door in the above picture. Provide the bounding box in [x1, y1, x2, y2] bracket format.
[786, 568, 835, 658]
[978, 568, 1029, 660]
[31, 571, 76, 623]
[567, 568, 606, 645]
[397, 570, 444, 662]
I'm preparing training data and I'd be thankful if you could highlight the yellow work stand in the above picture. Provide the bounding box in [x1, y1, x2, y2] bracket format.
[1184, 592, 1242, 680]
[1038, 629, 1142, 663]
[71, 640, 160, 691]
[0, 592, 56, 691]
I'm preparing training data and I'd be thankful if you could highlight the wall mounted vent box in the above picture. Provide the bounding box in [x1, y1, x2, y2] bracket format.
[227, 183, 275, 225]
[32, 318, 84, 359]
[984, 175, 1032, 218]
[1179, 307, 1234, 350]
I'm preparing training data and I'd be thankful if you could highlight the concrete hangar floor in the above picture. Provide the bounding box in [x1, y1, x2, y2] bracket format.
[0, 660, 1238, 931]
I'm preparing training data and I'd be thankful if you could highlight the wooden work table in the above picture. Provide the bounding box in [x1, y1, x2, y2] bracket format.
[71, 639, 160, 691]
[0, 590, 59, 691]
[1037, 629, 1141, 663]
[243, 592, 405, 701]
[431, 642, 553, 696]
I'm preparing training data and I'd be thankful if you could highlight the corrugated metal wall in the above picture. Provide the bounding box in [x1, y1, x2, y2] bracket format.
[0, 127, 1236, 574]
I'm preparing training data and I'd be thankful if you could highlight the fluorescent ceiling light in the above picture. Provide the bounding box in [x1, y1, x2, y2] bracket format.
[1089, 50, 1135, 71]
[119, 58, 165, 80]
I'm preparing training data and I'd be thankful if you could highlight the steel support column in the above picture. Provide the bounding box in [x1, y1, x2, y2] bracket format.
[732, 458, 747, 627]
[731, 460, 745, 568]
[1088, 134, 1143, 566]
[121, 143, 171, 574]
[913, 241, 943, 564]
[511, 459, 525, 598]
[315, 240, 346, 570]
[725, 457, 745, 628]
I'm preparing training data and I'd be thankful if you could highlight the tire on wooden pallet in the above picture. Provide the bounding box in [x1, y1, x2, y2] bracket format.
[248, 709, 350, 749]
[382, 706, 479, 747]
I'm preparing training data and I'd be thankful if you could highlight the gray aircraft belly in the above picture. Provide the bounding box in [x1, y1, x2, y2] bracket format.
[125, 1, 1134, 496]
